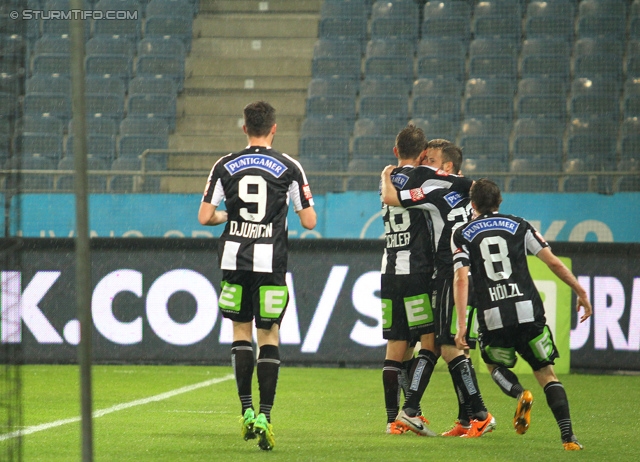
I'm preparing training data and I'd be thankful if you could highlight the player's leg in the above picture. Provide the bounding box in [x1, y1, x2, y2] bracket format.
[252, 272, 288, 451]
[383, 339, 409, 433]
[220, 271, 258, 440]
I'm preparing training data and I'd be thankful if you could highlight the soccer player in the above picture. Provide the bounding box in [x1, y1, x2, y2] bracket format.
[451, 179, 592, 451]
[379, 127, 473, 436]
[382, 140, 495, 438]
[198, 101, 317, 451]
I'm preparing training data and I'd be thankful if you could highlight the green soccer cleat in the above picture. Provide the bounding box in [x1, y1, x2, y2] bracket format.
[240, 408, 257, 441]
[253, 412, 275, 451]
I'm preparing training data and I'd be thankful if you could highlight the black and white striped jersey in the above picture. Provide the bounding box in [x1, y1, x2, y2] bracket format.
[381, 165, 434, 275]
[202, 146, 314, 273]
[451, 213, 550, 331]
[399, 188, 473, 279]
[381, 165, 472, 275]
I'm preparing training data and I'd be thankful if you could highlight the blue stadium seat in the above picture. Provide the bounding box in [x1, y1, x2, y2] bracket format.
[32, 53, 71, 78]
[360, 77, 411, 97]
[18, 115, 65, 135]
[318, 17, 367, 43]
[412, 95, 461, 121]
[128, 76, 177, 95]
[307, 77, 359, 98]
[464, 78, 515, 121]
[570, 77, 621, 120]
[311, 40, 362, 80]
[364, 56, 414, 82]
[366, 38, 415, 59]
[459, 135, 509, 171]
[512, 134, 563, 163]
[512, 117, 566, 141]
[626, 40, 640, 79]
[94, 0, 143, 42]
[306, 95, 357, 121]
[298, 157, 345, 194]
[136, 55, 185, 91]
[359, 95, 409, 120]
[468, 39, 518, 80]
[23, 93, 72, 122]
[66, 134, 117, 161]
[85, 54, 134, 84]
[137, 37, 186, 59]
[56, 156, 109, 193]
[508, 169, 560, 192]
[109, 156, 162, 193]
[120, 116, 170, 135]
[417, 38, 466, 61]
[525, 0, 576, 40]
[352, 133, 397, 160]
[472, 0, 522, 41]
[4, 154, 56, 191]
[33, 36, 70, 55]
[298, 135, 350, 170]
[118, 133, 169, 159]
[410, 117, 459, 142]
[521, 38, 571, 79]
[353, 117, 406, 138]
[459, 117, 511, 145]
[86, 36, 136, 58]
[346, 158, 389, 191]
[566, 118, 618, 171]
[370, 0, 419, 40]
[14, 133, 64, 160]
[146, 0, 194, 18]
[618, 117, 640, 168]
[417, 56, 465, 81]
[578, 0, 627, 17]
[320, 0, 370, 20]
[85, 75, 126, 95]
[576, 1, 626, 40]
[69, 116, 119, 135]
[85, 93, 125, 122]
[413, 77, 463, 97]
[573, 38, 624, 79]
[127, 94, 177, 130]
[25, 75, 71, 95]
[422, 0, 472, 42]
[144, 16, 193, 51]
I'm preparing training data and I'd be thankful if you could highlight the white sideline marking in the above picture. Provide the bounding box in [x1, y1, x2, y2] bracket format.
[0, 373, 235, 441]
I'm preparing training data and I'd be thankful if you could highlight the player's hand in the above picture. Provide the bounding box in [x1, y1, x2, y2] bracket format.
[577, 295, 592, 323]
[455, 327, 469, 350]
[381, 165, 395, 178]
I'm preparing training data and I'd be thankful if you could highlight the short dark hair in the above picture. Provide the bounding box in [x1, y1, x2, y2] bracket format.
[426, 139, 463, 174]
[395, 124, 427, 160]
[470, 178, 502, 215]
[243, 101, 276, 137]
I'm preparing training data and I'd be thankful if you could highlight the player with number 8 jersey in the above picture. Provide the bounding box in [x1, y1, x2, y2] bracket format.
[198, 101, 316, 451]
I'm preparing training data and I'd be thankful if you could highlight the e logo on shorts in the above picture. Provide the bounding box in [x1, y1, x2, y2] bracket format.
[219, 281, 242, 312]
[260, 286, 288, 319]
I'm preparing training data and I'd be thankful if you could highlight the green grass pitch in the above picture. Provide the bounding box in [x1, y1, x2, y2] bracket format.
[14, 364, 640, 461]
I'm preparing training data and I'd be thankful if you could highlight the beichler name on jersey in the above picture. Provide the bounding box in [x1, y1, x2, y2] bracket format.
[489, 282, 524, 302]
[462, 217, 520, 241]
[229, 220, 273, 238]
[224, 154, 288, 178]
[386, 231, 411, 248]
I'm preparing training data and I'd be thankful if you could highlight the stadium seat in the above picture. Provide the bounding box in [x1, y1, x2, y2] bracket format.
[33, 36, 70, 55]
[120, 116, 170, 136]
[94, 0, 142, 42]
[298, 135, 350, 170]
[520, 38, 571, 79]
[137, 37, 186, 59]
[85, 93, 125, 122]
[118, 134, 169, 160]
[32, 53, 71, 78]
[410, 117, 459, 142]
[417, 56, 465, 81]
[413, 78, 463, 98]
[370, 0, 419, 40]
[66, 134, 117, 161]
[4, 154, 56, 191]
[109, 156, 162, 193]
[359, 95, 409, 121]
[56, 156, 109, 193]
[565, 118, 618, 171]
[85, 75, 126, 95]
[17, 115, 65, 136]
[25, 74, 71, 95]
[127, 94, 177, 131]
[146, 0, 194, 18]
[512, 117, 566, 141]
[573, 38, 624, 80]
[422, 0, 472, 42]
[136, 55, 185, 91]
[472, 0, 522, 41]
[85, 54, 134, 84]
[512, 134, 563, 164]
[69, 117, 118, 136]
[23, 93, 72, 122]
[626, 40, 640, 78]
[464, 78, 515, 121]
[144, 16, 193, 51]
[346, 158, 389, 191]
[412, 94, 461, 121]
[320, 0, 370, 20]
[86, 36, 136, 58]
[459, 117, 511, 145]
[468, 39, 518, 80]
[298, 157, 345, 194]
[300, 117, 352, 139]
[307, 77, 359, 98]
[366, 38, 415, 60]
[360, 77, 412, 97]
[352, 133, 397, 160]
[353, 117, 406, 138]
[311, 40, 362, 80]
[306, 96, 357, 121]
[525, 0, 576, 40]
[364, 56, 414, 82]
[318, 17, 367, 43]
[128, 76, 177, 95]
[578, 0, 627, 18]
[569, 78, 621, 120]
[459, 135, 509, 171]
[14, 133, 63, 160]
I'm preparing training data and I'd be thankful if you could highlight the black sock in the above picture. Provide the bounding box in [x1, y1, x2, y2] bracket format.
[491, 366, 524, 399]
[400, 358, 413, 399]
[232, 341, 254, 415]
[383, 360, 402, 423]
[448, 355, 487, 420]
[403, 350, 437, 415]
[257, 344, 280, 423]
[544, 381, 574, 442]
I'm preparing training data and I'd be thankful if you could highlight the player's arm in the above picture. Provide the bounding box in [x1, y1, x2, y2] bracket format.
[536, 247, 593, 323]
[453, 265, 470, 350]
[297, 206, 317, 230]
[380, 165, 401, 206]
[198, 202, 228, 226]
